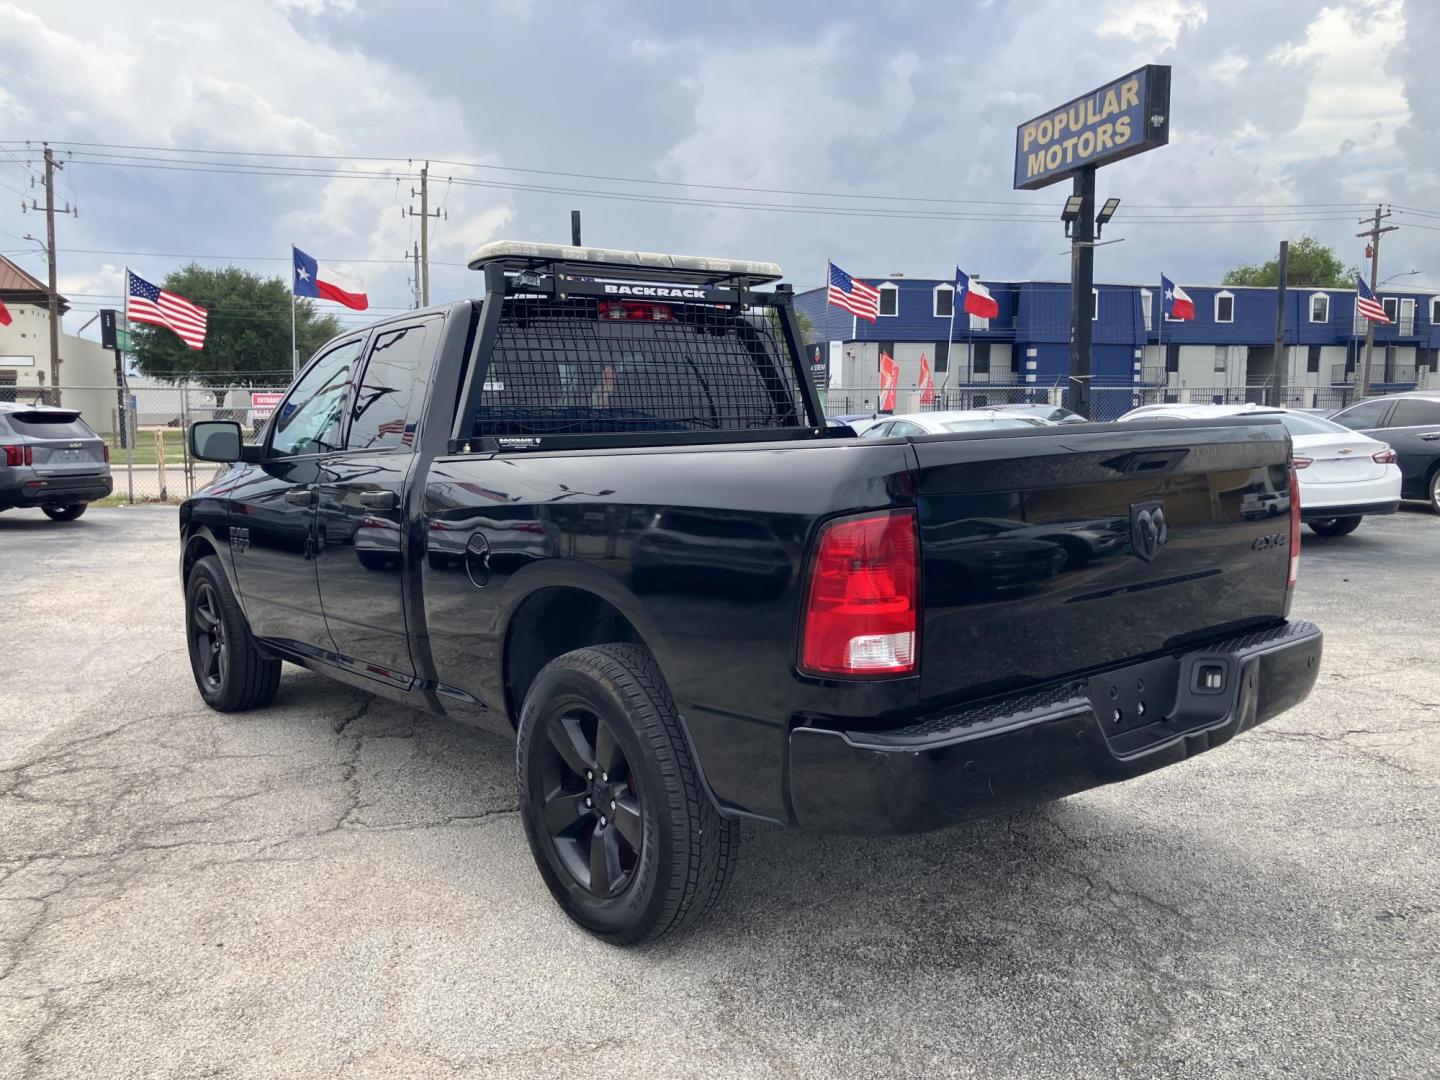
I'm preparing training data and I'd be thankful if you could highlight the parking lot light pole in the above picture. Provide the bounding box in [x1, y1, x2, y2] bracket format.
[1065, 168, 1096, 418]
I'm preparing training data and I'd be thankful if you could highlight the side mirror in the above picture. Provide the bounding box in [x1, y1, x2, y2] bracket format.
[190, 420, 246, 463]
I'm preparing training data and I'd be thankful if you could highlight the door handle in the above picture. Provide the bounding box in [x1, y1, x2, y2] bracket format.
[1421, 433, 1440, 442]
[359, 490, 398, 510]
[284, 487, 316, 507]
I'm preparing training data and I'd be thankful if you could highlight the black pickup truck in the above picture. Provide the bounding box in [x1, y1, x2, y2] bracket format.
[181, 242, 1322, 943]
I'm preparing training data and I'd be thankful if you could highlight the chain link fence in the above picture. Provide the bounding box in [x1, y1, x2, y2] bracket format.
[825, 382, 1064, 416]
[19, 384, 288, 503]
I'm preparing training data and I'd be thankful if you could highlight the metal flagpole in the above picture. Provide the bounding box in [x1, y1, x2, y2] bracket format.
[122, 267, 134, 503]
[290, 245, 298, 380]
[944, 282, 957, 403]
[1157, 278, 1163, 400]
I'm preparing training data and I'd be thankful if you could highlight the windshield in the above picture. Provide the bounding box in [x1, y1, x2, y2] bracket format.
[940, 417, 1037, 432]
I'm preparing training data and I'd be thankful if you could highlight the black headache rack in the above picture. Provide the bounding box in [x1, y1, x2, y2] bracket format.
[446, 242, 827, 455]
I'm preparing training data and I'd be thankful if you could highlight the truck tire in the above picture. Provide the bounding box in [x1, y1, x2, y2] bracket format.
[1307, 516, 1362, 537]
[516, 644, 738, 944]
[42, 504, 87, 521]
[185, 555, 282, 712]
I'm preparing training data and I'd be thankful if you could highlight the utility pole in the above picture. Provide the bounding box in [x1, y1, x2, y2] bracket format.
[1356, 205, 1398, 397]
[1272, 240, 1289, 406]
[571, 210, 583, 247]
[410, 241, 422, 310]
[406, 162, 442, 306]
[29, 145, 76, 405]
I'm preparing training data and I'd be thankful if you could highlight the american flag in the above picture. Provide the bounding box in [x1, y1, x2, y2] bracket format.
[827, 261, 880, 323]
[1355, 275, 1390, 324]
[127, 270, 208, 350]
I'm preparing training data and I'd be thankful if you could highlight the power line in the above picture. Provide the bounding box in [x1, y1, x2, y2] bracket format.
[4, 138, 1395, 213]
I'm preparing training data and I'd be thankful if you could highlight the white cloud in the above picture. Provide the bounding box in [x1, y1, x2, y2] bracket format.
[1098, 0, 1208, 51]
[0, 0, 507, 312]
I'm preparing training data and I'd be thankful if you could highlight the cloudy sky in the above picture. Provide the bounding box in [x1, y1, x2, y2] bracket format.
[0, 0, 1434, 339]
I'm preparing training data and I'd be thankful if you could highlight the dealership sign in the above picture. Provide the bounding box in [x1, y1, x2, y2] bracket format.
[1013, 65, 1171, 190]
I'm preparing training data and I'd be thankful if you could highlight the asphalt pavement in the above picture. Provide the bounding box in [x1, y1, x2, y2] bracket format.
[1, 505, 1436, 1079]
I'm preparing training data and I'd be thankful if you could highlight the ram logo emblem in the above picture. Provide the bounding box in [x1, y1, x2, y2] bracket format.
[1129, 501, 1168, 563]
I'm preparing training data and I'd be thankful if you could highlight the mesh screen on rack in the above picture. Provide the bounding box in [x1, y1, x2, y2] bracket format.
[468, 295, 808, 439]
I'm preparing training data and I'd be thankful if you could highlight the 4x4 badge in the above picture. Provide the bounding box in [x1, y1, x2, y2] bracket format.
[1130, 501, 1167, 562]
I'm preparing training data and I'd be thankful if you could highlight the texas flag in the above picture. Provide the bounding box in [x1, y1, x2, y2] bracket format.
[292, 246, 369, 310]
[955, 268, 999, 319]
[879, 351, 900, 413]
[1161, 273, 1194, 321]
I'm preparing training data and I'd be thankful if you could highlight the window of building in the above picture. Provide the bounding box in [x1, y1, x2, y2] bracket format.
[1092, 288, 1099, 320]
[972, 342, 992, 375]
[1214, 291, 1235, 323]
[1165, 343, 1179, 373]
[1140, 288, 1153, 331]
[1382, 296, 1397, 324]
[1214, 346, 1227, 373]
[934, 340, 949, 372]
[932, 285, 953, 319]
[1306, 345, 1321, 373]
[878, 283, 898, 317]
[1431, 298, 1440, 325]
[1310, 293, 1329, 323]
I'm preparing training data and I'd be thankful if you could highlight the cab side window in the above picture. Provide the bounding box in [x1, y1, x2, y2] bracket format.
[269, 338, 365, 457]
[1333, 399, 1390, 431]
[347, 324, 428, 451]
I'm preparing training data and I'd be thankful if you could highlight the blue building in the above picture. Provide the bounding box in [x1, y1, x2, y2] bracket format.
[795, 276, 1440, 417]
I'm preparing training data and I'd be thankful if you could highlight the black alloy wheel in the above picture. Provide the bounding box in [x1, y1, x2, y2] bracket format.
[191, 580, 230, 693]
[1430, 469, 1440, 513]
[516, 644, 739, 944]
[537, 707, 644, 899]
[42, 503, 86, 521]
[184, 555, 282, 712]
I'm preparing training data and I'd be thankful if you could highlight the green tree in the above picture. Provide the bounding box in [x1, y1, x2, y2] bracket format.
[1222, 235, 1359, 288]
[131, 264, 344, 401]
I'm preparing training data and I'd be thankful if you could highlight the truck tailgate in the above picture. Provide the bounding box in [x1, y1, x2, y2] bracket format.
[912, 417, 1294, 707]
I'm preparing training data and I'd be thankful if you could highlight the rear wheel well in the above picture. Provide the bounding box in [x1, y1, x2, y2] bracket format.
[503, 587, 645, 725]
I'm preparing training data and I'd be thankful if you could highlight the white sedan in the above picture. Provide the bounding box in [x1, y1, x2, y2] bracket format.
[1117, 403, 1401, 537]
[857, 409, 1049, 438]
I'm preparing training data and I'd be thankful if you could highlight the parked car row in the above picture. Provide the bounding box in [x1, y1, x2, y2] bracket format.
[832, 391, 1440, 538]
[1117, 392, 1440, 534]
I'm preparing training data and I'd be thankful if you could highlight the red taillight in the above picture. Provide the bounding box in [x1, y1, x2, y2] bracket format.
[597, 300, 674, 322]
[1, 445, 30, 467]
[1288, 467, 1301, 589]
[1291, 456, 1313, 469]
[1372, 447, 1396, 464]
[800, 509, 918, 677]
[102, 443, 110, 463]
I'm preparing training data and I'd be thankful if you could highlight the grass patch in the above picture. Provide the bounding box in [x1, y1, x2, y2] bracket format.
[104, 428, 188, 466]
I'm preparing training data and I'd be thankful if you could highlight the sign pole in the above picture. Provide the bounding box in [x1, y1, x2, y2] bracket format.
[1066, 166, 1096, 418]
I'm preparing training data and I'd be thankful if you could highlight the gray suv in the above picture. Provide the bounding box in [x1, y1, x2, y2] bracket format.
[0, 403, 112, 520]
